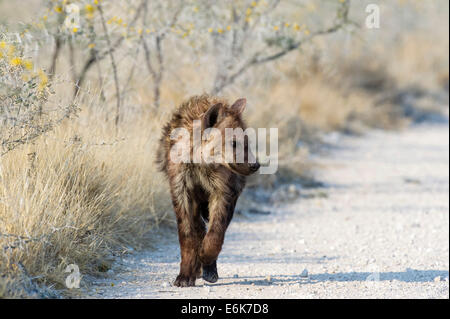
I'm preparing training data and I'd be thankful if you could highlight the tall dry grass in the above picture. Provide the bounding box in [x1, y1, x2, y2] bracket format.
[0, 108, 172, 296]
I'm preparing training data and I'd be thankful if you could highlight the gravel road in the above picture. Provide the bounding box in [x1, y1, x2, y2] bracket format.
[85, 121, 449, 299]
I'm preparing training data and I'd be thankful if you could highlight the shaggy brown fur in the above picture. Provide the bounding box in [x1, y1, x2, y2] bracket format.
[156, 94, 259, 287]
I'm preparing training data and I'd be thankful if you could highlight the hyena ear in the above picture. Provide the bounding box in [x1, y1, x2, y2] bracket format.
[202, 103, 223, 130]
[230, 98, 246, 115]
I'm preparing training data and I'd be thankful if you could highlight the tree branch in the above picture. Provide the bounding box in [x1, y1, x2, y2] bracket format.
[212, 0, 351, 94]
[73, 0, 146, 98]
[97, 3, 121, 129]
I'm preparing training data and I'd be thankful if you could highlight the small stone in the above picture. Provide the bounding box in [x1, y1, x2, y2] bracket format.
[434, 276, 442, 282]
[266, 275, 272, 282]
[288, 184, 297, 194]
[233, 274, 239, 278]
[300, 269, 309, 278]
[161, 282, 169, 288]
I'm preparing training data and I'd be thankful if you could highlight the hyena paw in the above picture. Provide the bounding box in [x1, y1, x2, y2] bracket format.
[173, 274, 196, 287]
[202, 263, 219, 283]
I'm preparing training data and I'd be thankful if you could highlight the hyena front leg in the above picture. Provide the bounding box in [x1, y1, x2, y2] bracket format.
[199, 194, 233, 272]
[202, 260, 218, 283]
[193, 202, 207, 279]
[173, 199, 203, 287]
[197, 200, 218, 283]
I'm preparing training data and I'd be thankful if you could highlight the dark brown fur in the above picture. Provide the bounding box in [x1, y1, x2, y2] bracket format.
[156, 94, 259, 287]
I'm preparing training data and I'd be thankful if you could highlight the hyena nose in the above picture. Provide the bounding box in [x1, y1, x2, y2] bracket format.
[250, 162, 260, 172]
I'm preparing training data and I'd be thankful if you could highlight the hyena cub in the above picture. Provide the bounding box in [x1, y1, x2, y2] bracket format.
[157, 95, 260, 287]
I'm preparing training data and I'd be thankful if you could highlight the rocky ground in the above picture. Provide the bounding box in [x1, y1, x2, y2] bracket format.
[83, 121, 449, 299]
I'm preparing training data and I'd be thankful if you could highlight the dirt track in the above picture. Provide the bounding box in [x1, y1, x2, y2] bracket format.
[85, 121, 449, 299]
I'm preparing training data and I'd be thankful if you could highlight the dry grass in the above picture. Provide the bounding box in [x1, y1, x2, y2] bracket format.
[0, 108, 172, 296]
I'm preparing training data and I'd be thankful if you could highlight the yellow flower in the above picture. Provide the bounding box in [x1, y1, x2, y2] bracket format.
[193, 6, 199, 13]
[88, 43, 96, 49]
[251, 1, 258, 7]
[293, 23, 300, 31]
[38, 69, 48, 92]
[0, 51, 3, 59]
[85, 4, 96, 19]
[72, 27, 78, 33]
[208, 28, 213, 33]
[0, 41, 6, 49]
[226, 25, 231, 31]
[217, 28, 223, 34]
[7, 44, 15, 56]
[304, 29, 310, 36]
[10, 57, 22, 66]
[54, 6, 63, 13]
[246, 8, 252, 16]
[23, 59, 33, 70]
[273, 26, 279, 31]
[284, 22, 290, 28]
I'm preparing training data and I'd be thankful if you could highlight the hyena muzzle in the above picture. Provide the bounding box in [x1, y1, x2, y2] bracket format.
[156, 95, 260, 287]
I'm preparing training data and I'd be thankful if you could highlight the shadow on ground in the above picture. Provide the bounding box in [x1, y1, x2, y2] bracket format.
[208, 269, 449, 286]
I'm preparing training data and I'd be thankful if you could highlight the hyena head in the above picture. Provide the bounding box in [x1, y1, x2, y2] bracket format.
[200, 98, 260, 176]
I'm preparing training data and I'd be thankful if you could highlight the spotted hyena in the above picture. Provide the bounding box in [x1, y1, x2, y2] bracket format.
[156, 94, 260, 287]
